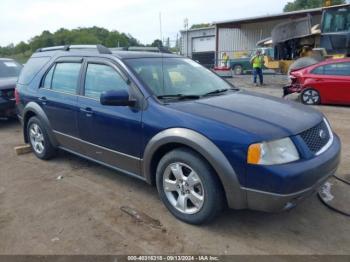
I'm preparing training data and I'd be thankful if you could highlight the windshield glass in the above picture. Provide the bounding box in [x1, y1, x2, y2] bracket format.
[125, 58, 233, 97]
[322, 7, 350, 33]
[0, 60, 22, 78]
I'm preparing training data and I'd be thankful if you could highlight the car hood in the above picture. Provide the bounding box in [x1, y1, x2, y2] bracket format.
[169, 90, 323, 140]
[0, 77, 17, 90]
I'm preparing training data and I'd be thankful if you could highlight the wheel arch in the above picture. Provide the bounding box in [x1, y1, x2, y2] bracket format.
[142, 128, 246, 209]
[232, 64, 244, 74]
[23, 102, 58, 146]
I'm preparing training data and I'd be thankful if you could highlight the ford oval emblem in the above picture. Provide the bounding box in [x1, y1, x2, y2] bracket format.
[319, 129, 326, 139]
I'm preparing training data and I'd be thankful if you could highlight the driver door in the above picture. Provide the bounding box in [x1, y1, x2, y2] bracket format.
[77, 58, 143, 175]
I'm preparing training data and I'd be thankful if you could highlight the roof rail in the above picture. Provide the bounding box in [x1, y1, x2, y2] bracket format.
[35, 44, 112, 54]
[110, 46, 172, 54]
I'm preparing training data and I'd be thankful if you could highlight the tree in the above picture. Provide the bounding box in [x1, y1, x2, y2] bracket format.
[151, 39, 163, 48]
[283, 0, 346, 12]
[0, 26, 141, 62]
[14, 41, 30, 54]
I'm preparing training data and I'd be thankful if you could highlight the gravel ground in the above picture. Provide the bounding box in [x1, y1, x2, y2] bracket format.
[0, 75, 349, 255]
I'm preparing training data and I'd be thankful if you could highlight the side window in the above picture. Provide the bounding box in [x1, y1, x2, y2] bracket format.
[42, 65, 55, 89]
[18, 56, 50, 85]
[324, 63, 350, 76]
[84, 63, 129, 99]
[51, 63, 81, 94]
[311, 66, 324, 75]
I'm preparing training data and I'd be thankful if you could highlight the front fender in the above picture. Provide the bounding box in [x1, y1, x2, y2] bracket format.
[142, 128, 246, 209]
[23, 102, 58, 147]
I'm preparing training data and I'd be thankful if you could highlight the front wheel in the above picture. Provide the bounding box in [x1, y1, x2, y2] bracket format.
[233, 65, 243, 75]
[156, 148, 224, 224]
[301, 88, 321, 105]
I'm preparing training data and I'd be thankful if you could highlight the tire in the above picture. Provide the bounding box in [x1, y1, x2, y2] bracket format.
[233, 65, 243, 75]
[27, 116, 56, 160]
[156, 147, 224, 224]
[301, 88, 321, 105]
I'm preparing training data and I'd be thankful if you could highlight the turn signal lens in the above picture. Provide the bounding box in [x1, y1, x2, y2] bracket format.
[247, 143, 261, 164]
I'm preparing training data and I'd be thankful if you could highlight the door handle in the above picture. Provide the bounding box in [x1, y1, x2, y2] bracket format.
[80, 107, 94, 116]
[38, 96, 47, 104]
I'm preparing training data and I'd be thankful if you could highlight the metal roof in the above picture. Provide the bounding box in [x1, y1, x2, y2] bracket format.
[180, 26, 215, 33]
[214, 4, 350, 25]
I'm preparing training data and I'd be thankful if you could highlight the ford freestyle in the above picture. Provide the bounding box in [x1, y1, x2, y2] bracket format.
[16, 45, 341, 224]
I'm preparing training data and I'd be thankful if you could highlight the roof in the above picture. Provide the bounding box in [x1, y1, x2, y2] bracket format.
[32, 49, 180, 59]
[214, 4, 350, 26]
[111, 51, 180, 59]
[321, 57, 350, 64]
[180, 26, 215, 33]
[32, 44, 180, 59]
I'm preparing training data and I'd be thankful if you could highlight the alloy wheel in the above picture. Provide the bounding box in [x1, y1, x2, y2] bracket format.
[29, 123, 45, 154]
[302, 89, 320, 105]
[163, 162, 204, 214]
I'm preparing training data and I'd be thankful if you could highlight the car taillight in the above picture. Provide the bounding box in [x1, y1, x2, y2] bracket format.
[289, 75, 299, 84]
[14, 88, 20, 105]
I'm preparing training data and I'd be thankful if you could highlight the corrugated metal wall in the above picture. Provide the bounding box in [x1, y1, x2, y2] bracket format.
[180, 28, 216, 57]
[217, 15, 321, 60]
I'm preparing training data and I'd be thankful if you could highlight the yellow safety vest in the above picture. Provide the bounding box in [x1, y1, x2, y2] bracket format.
[252, 55, 264, 68]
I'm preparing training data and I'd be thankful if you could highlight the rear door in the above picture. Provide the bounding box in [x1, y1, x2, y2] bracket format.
[38, 58, 82, 142]
[322, 62, 350, 104]
[77, 58, 143, 175]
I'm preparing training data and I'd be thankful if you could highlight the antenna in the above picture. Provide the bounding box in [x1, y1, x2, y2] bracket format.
[159, 12, 163, 46]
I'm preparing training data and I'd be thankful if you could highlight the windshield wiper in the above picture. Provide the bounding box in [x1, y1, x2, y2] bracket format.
[203, 88, 229, 96]
[157, 94, 201, 100]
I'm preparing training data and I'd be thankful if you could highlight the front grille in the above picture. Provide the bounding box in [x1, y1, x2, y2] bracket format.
[300, 120, 331, 154]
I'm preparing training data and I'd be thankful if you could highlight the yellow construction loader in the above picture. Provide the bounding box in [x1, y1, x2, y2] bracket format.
[260, 2, 350, 73]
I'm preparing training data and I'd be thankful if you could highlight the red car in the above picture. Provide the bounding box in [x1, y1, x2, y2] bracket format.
[283, 58, 350, 105]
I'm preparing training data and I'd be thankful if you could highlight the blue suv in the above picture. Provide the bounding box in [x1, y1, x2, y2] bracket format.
[16, 45, 341, 224]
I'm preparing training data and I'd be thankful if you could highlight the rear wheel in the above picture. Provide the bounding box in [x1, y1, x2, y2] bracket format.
[27, 117, 56, 159]
[301, 88, 321, 105]
[156, 148, 224, 224]
[233, 65, 243, 75]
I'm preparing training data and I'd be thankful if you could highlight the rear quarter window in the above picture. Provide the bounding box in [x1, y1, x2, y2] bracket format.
[311, 66, 324, 75]
[18, 56, 51, 85]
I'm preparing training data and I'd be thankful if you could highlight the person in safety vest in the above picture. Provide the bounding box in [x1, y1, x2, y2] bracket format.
[250, 49, 265, 86]
[222, 52, 229, 68]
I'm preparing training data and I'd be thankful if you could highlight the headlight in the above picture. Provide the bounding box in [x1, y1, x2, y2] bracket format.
[247, 137, 299, 165]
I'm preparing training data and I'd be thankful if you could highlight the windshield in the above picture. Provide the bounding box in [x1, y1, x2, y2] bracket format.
[322, 7, 350, 33]
[125, 58, 233, 98]
[0, 60, 23, 78]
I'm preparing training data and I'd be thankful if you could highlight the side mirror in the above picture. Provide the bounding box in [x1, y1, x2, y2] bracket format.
[100, 89, 136, 107]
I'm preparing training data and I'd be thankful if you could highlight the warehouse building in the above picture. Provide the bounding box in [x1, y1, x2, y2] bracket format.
[180, 26, 216, 68]
[180, 7, 324, 67]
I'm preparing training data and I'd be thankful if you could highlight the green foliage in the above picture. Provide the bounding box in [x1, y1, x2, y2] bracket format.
[0, 26, 141, 63]
[283, 0, 346, 12]
[190, 23, 211, 29]
[151, 39, 163, 47]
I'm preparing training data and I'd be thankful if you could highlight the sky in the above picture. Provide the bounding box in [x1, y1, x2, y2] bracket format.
[0, 0, 291, 46]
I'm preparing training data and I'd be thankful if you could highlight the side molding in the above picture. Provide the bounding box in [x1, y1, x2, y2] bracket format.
[23, 102, 58, 147]
[142, 128, 246, 209]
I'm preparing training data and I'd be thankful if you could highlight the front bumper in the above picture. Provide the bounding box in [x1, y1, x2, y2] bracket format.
[0, 97, 16, 117]
[242, 134, 341, 212]
[244, 171, 334, 212]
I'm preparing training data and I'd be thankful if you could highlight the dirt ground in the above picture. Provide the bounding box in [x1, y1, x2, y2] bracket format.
[0, 75, 349, 255]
